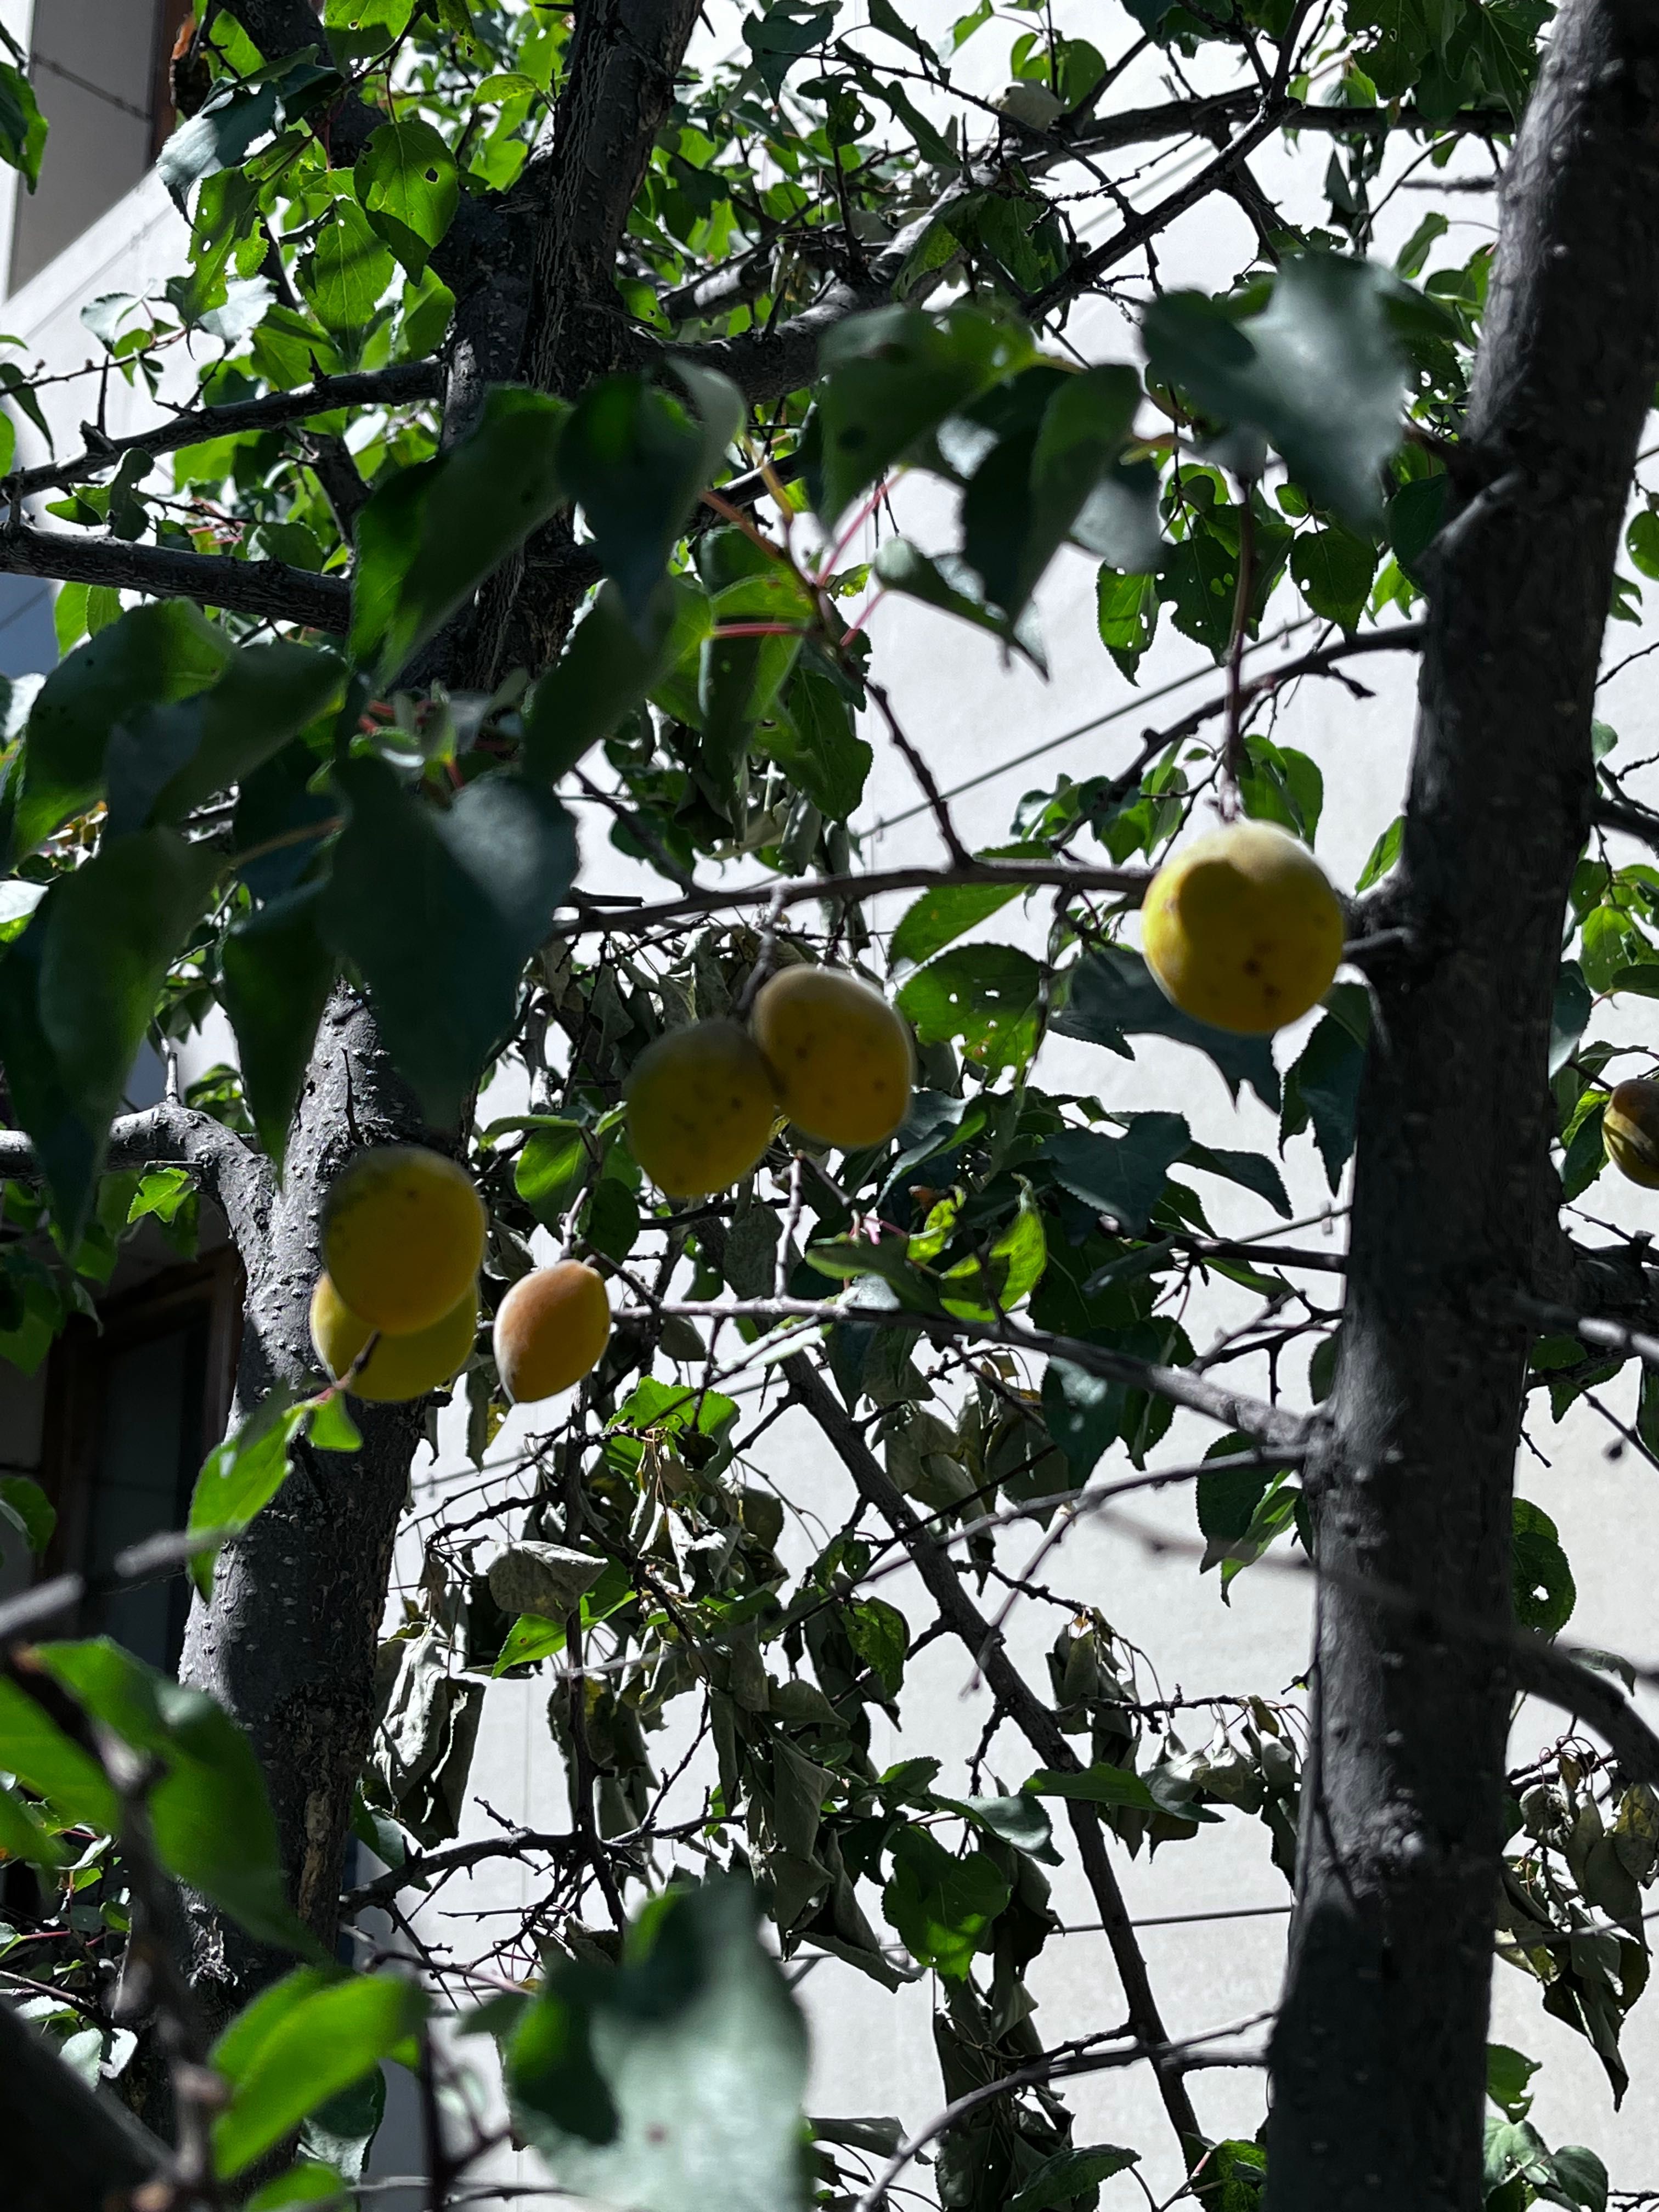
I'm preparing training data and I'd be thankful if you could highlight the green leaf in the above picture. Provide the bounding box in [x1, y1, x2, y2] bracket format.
[222, 884, 339, 1167]
[523, 582, 678, 782]
[213, 1971, 426, 2179]
[1041, 1359, 1120, 1482]
[38, 1638, 314, 1953]
[509, 1878, 809, 2212]
[110, 643, 346, 834]
[883, 1827, 1010, 1978]
[945, 1792, 1059, 1864]
[1550, 961, 1592, 1082]
[557, 370, 741, 620]
[187, 1391, 311, 1596]
[872, 538, 1046, 669]
[493, 1613, 567, 1675]
[898, 944, 1044, 1071]
[13, 601, 232, 854]
[1144, 257, 1408, 527]
[319, 759, 578, 1126]
[249, 2163, 349, 2210]
[159, 74, 289, 203]
[812, 304, 1030, 525]
[325, 0, 416, 65]
[1042, 1114, 1190, 1237]
[765, 660, 873, 822]
[356, 117, 458, 279]
[1290, 524, 1376, 630]
[962, 366, 1152, 619]
[0, 829, 221, 1235]
[0, 1778, 67, 1867]
[1627, 509, 1659, 582]
[0, 61, 47, 189]
[846, 1596, 910, 1696]
[0, 1471, 54, 1553]
[890, 878, 1022, 968]
[351, 385, 569, 682]
[1181, 1142, 1291, 1218]
[1356, 815, 1402, 891]
[1280, 990, 1369, 1187]
[1487, 2043, 1540, 2123]
[514, 1120, 591, 1227]
[1007, 2145, 1141, 2212]
[0, 1675, 119, 1829]
[298, 196, 394, 340]
[1054, 945, 1281, 1109]
[1513, 1498, 1575, 1637]
[1096, 566, 1159, 680]
[1023, 1763, 1159, 1812]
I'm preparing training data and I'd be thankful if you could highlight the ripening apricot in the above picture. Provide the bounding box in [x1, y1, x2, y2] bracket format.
[493, 1262, 612, 1403]
[1141, 819, 1344, 1036]
[321, 1145, 486, 1335]
[751, 964, 914, 1148]
[626, 1019, 779, 1197]
[1604, 1080, 1659, 1188]
[309, 1272, 477, 1403]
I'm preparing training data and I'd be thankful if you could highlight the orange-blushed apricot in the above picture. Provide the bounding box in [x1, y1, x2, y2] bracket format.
[493, 1261, 612, 1403]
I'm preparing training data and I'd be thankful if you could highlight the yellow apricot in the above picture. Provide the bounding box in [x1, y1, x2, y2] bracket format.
[751, 964, 914, 1148]
[1141, 819, 1344, 1036]
[1604, 1080, 1659, 1188]
[493, 1261, 613, 1404]
[626, 1019, 779, 1198]
[321, 1145, 486, 1334]
[309, 1272, 477, 1403]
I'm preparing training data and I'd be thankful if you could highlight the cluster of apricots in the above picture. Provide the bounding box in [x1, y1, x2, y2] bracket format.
[306, 969, 915, 1409]
[310, 1146, 611, 1408]
[626, 964, 915, 1198]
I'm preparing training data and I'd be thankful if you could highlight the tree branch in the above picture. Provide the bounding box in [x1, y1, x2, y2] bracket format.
[9, 364, 443, 503]
[0, 521, 349, 633]
[640, 1295, 1306, 1446]
[0, 1101, 273, 1256]
[784, 1353, 1205, 2162]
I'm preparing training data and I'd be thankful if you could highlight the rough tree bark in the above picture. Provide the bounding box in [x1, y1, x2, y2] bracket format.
[1266, 7, 1659, 2208]
[176, 994, 433, 2025]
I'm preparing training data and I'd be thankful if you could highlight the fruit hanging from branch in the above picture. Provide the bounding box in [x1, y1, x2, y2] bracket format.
[321, 1146, 487, 1334]
[751, 966, 915, 1148]
[1141, 820, 1344, 1036]
[493, 1261, 613, 1404]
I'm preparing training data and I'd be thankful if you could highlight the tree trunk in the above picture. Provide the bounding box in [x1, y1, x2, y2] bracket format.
[1266, 6, 1659, 2207]
[177, 992, 432, 2022]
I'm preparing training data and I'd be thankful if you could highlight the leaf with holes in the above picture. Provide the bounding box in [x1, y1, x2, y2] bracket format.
[898, 945, 1043, 1071]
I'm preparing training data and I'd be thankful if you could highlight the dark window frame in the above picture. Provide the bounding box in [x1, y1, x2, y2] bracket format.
[37, 1246, 242, 1667]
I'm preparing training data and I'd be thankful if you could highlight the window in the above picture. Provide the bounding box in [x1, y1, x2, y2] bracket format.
[37, 1248, 241, 1673]
[10, 0, 193, 295]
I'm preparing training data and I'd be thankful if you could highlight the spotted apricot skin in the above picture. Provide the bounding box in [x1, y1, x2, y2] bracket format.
[309, 1273, 477, 1403]
[321, 1145, 487, 1335]
[493, 1262, 613, 1404]
[751, 965, 915, 1148]
[1141, 819, 1344, 1036]
[625, 1019, 779, 1198]
[1605, 1080, 1659, 1188]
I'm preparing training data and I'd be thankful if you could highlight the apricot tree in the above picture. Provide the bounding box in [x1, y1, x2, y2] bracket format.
[1, 3, 1658, 2210]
